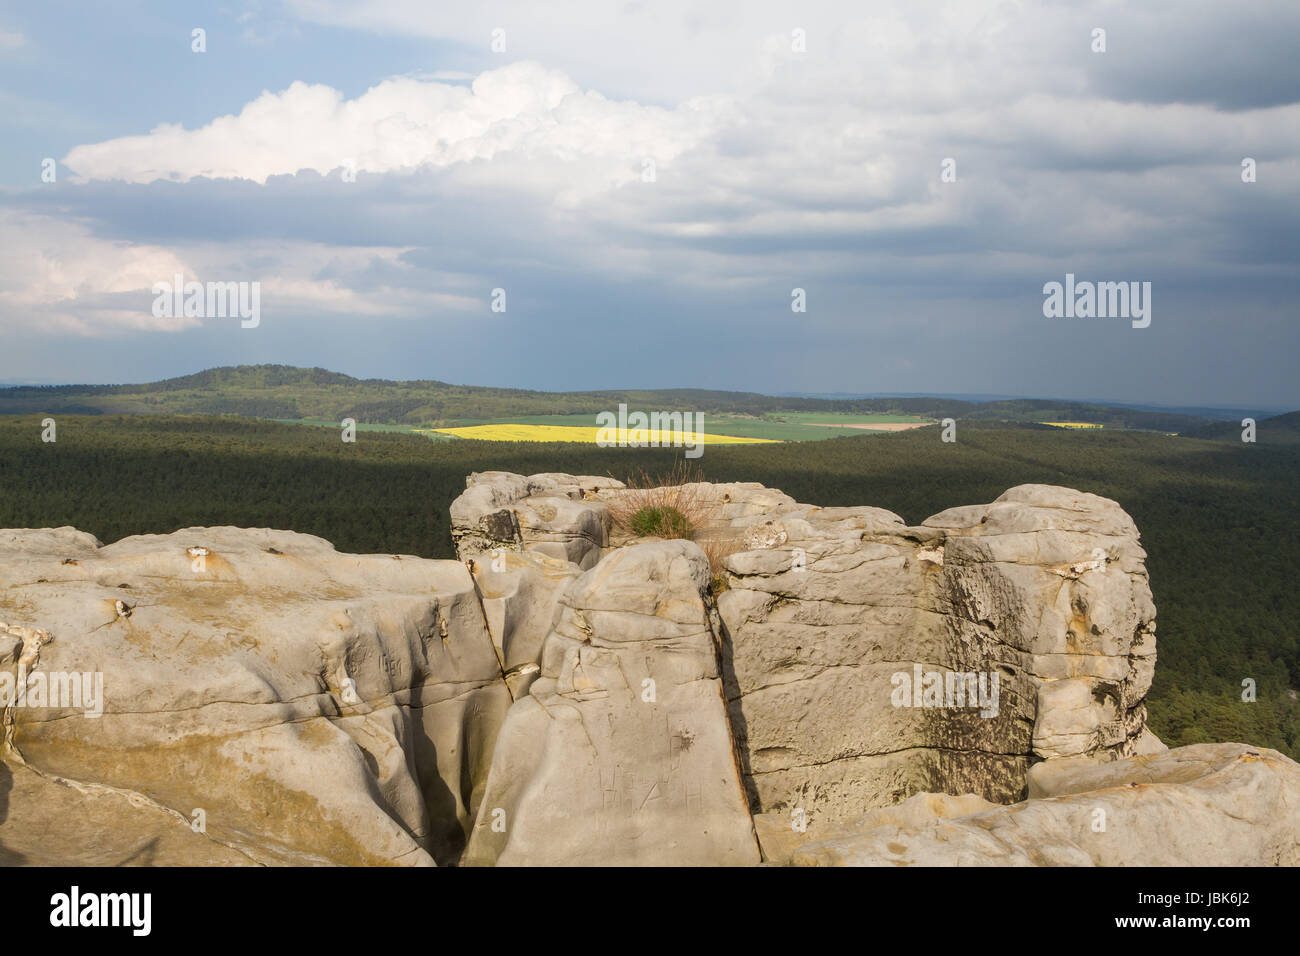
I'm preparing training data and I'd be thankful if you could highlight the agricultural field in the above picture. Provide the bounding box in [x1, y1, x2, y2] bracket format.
[272, 411, 937, 443]
[423, 423, 776, 445]
[762, 411, 933, 426]
[415, 411, 934, 443]
[711, 412, 934, 440]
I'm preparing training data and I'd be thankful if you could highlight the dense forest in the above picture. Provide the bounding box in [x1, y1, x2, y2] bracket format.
[0, 364, 1229, 432]
[1181, 410, 1300, 445]
[0, 414, 1296, 759]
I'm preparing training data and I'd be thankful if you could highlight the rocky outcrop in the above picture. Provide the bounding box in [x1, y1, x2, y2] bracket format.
[753, 791, 998, 866]
[1, 472, 1290, 867]
[726, 484, 1156, 823]
[0, 759, 255, 866]
[462, 541, 759, 866]
[452, 474, 1158, 827]
[450, 472, 622, 570]
[0, 526, 514, 865]
[790, 744, 1300, 866]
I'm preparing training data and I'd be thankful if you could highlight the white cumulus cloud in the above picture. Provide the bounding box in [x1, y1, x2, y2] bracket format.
[0, 212, 466, 336]
[61, 61, 721, 187]
[0, 211, 199, 335]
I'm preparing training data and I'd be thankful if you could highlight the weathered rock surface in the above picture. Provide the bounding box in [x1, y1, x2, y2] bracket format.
[450, 472, 622, 570]
[467, 549, 580, 699]
[454, 474, 1158, 827]
[0, 758, 254, 866]
[462, 540, 760, 865]
[790, 743, 1300, 866]
[2, 472, 1288, 867]
[0, 526, 513, 865]
[754, 791, 997, 865]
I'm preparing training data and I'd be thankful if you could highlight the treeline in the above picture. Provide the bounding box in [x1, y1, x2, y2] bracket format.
[0, 364, 1231, 431]
[965, 400, 1210, 433]
[0, 414, 1295, 758]
[1181, 410, 1300, 445]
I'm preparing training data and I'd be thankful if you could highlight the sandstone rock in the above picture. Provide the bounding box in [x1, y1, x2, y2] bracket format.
[451, 472, 621, 570]
[462, 540, 760, 866]
[0, 475, 1207, 868]
[468, 549, 580, 699]
[449, 475, 1160, 831]
[0, 759, 254, 866]
[791, 744, 1300, 866]
[452, 476, 1158, 830]
[0, 527, 513, 865]
[754, 791, 996, 865]
[718, 482, 1156, 824]
[1132, 726, 1170, 757]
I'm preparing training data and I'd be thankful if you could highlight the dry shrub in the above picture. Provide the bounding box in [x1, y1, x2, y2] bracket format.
[605, 460, 713, 541]
[696, 533, 743, 590]
[605, 460, 740, 588]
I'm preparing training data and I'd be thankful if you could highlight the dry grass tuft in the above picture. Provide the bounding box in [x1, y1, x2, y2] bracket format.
[605, 461, 741, 589]
[605, 460, 712, 541]
[696, 533, 743, 591]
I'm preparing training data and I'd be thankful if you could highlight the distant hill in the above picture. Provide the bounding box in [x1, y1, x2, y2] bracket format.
[0, 364, 1248, 431]
[1180, 410, 1300, 444]
[771, 393, 1288, 420]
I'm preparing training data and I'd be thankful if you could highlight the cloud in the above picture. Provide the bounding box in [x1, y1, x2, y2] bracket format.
[284, 0, 1300, 110]
[53, 49, 1299, 282]
[4, 0, 1298, 402]
[61, 61, 719, 187]
[0, 210, 199, 335]
[0, 210, 466, 336]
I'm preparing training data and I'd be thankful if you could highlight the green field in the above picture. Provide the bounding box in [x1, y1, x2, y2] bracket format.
[430, 412, 923, 442]
[1, 413, 1296, 759]
[763, 411, 932, 424]
[270, 412, 934, 443]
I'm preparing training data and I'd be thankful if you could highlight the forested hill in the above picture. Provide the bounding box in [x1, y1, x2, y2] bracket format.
[0, 364, 1255, 431]
[1181, 410, 1300, 444]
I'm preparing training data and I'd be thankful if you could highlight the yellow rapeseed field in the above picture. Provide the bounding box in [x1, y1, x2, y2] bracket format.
[425, 424, 777, 444]
[1038, 422, 1104, 429]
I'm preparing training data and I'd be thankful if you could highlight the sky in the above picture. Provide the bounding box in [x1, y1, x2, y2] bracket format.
[0, 0, 1297, 407]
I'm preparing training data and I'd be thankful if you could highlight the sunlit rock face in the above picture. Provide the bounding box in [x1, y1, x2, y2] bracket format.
[13, 474, 1269, 869]
[791, 744, 1300, 867]
[462, 540, 761, 866]
[0, 526, 512, 866]
[453, 475, 1158, 833]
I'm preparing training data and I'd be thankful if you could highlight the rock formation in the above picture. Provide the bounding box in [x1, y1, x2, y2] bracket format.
[0, 474, 1294, 866]
[0, 526, 511, 865]
[790, 744, 1300, 866]
[462, 541, 760, 866]
[454, 474, 1159, 826]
